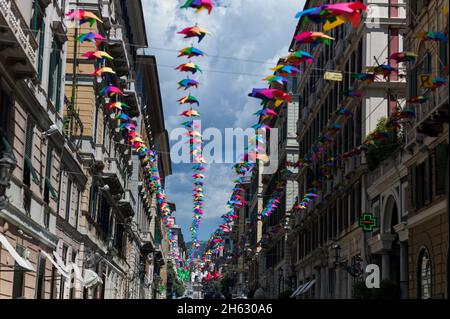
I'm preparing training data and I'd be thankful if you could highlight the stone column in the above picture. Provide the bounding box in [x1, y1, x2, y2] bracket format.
[399, 242, 408, 299]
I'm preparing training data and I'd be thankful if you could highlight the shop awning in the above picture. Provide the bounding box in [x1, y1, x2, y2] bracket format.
[40, 251, 69, 278]
[300, 279, 316, 295]
[0, 233, 35, 272]
[290, 282, 306, 298]
[72, 262, 85, 284]
[83, 269, 103, 288]
[291, 279, 316, 298]
[53, 251, 69, 273]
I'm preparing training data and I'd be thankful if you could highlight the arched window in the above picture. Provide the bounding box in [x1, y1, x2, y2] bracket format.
[417, 248, 432, 299]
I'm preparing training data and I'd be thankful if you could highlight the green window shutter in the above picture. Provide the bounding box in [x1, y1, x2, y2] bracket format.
[45, 176, 58, 200]
[55, 57, 62, 112]
[38, 23, 46, 82]
[409, 165, 417, 211]
[155, 224, 162, 245]
[45, 145, 53, 178]
[31, 0, 38, 36]
[424, 157, 431, 204]
[435, 144, 448, 195]
[25, 155, 40, 184]
[48, 41, 56, 100]
[439, 42, 448, 76]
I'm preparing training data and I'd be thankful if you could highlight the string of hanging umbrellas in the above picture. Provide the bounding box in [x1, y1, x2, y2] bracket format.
[65, 8, 184, 273]
[176, 0, 214, 275]
[199, 2, 449, 267]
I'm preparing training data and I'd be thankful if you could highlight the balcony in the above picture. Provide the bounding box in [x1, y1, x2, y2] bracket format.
[405, 86, 449, 149]
[140, 231, 154, 255]
[123, 83, 140, 118]
[102, 158, 125, 195]
[118, 189, 135, 218]
[108, 26, 130, 76]
[0, 0, 38, 79]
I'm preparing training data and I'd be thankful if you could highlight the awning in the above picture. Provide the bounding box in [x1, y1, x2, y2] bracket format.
[83, 269, 103, 288]
[72, 262, 86, 284]
[53, 251, 69, 273]
[40, 251, 69, 278]
[300, 279, 316, 295]
[290, 282, 306, 298]
[291, 279, 316, 298]
[0, 233, 35, 272]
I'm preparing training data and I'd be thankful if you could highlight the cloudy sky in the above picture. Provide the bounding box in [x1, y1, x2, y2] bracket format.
[141, 0, 305, 241]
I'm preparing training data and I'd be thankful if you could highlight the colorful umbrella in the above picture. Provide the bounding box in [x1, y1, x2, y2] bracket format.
[178, 46, 205, 58]
[286, 50, 314, 65]
[76, 32, 106, 44]
[177, 26, 210, 43]
[388, 51, 417, 63]
[91, 67, 115, 77]
[65, 9, 102, 27]
[294, 32, 335, 46]
[177, 94, 200, 105]
[180, 0, 213, 14]
[175, 62, 202, 74]
[82, 51, 113, 61]
[178, 79, 200, 90]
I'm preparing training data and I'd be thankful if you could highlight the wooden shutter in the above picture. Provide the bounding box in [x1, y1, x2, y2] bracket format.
[435, 144, 448, 196]
[38, 22, 45, 81]
[48, 41, 57, 100]
[424, 157, 432, 204]
[55, 56, 63, 111]
[407, 165, 417, 211]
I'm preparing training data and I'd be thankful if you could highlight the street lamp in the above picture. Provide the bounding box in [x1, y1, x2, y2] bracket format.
[331, 242, 341, 267]
[0, 153, 17, 209]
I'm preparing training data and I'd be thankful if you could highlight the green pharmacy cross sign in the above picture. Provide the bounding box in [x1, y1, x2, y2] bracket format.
[359, 213, 378, 231]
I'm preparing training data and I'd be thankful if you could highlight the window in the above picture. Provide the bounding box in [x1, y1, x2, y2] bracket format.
[89, 185, 99, 221]
[35, 255, 46, 299]
[48, 40, 63, 111]
[415, 157, 433, 209]
[65, 178, 72, 222]
[23, 118, 37, 187]
[50, 266, 57, 299]
[417, 248, 432, 299]
[59, 245, 68, 299]
[439, 41, 448, 76]
[75, 188, 81, 229]
[12, 245, 26, 299]
[69, 253, 76, 299]
[0, 88, 13, 147]
[44, 145, 57, 204]
[31, 0, 46, 81]
[435, 144, 448, 196]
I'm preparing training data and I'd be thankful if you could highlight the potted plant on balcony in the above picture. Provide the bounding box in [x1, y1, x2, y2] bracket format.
[365, 117, 401, 171]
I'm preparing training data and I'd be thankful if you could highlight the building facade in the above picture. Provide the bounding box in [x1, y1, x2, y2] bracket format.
[0, 0, 174, 299]
[288, 0, 407, 299]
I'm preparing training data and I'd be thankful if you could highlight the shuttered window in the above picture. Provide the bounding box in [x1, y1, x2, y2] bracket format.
[416, 162, 425, 209]
[23, 118, 39, 186]
[0, 89, 12, 146]
[31, 1, 46, 81]
[89, 185, 99, 221]
[65, 178, 72, 221]
[424, 157, 432, 205]
[48, 40, 63, 111]
[35, 255, 46, 299]
[44, 145, 57, 203]
[435, 144, 448, 196]
[439, 41, 448, 77]
[409, 165, 417, 211]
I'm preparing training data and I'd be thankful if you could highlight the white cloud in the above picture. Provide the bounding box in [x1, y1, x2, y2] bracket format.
[142, 0, 306, 240]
